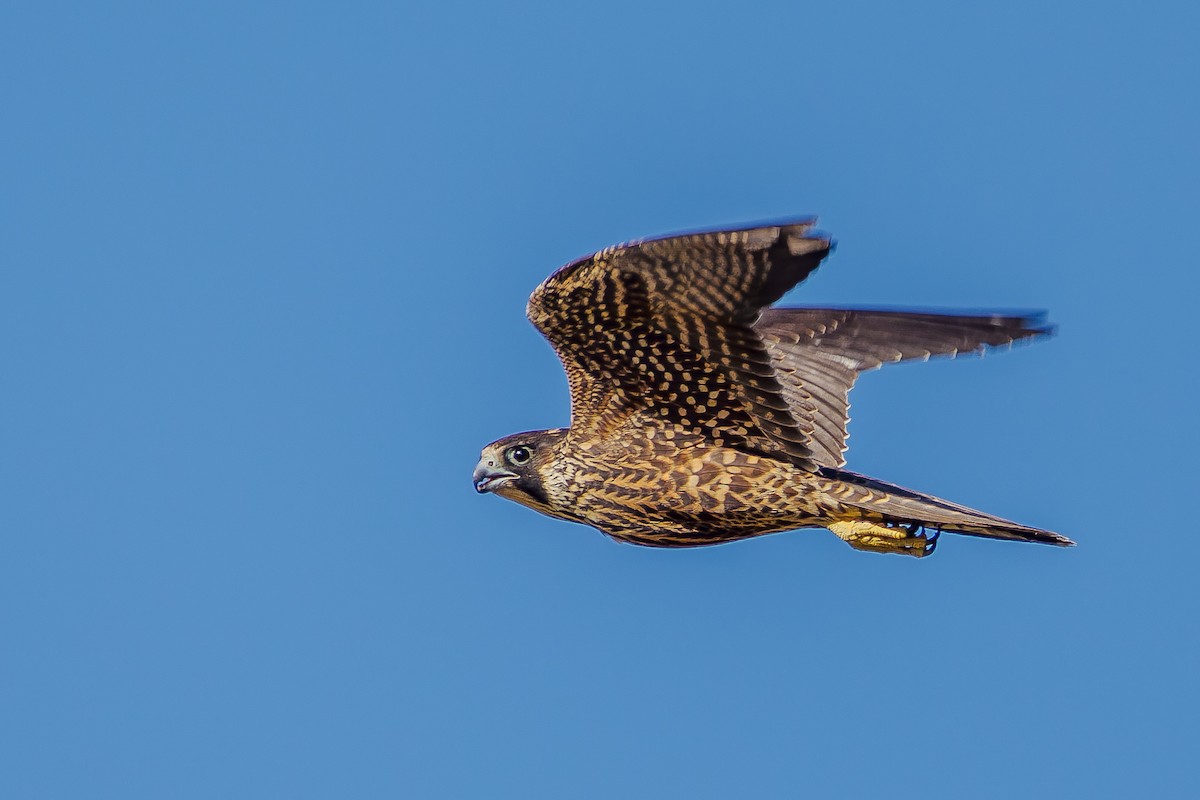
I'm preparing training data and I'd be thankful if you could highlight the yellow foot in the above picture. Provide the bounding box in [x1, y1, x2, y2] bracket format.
[827, 520, 939, 558]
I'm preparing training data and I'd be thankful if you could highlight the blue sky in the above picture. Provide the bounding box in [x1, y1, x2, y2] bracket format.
[2, 1, 1197, 797]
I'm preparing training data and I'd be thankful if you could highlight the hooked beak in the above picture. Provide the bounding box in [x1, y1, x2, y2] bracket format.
[473, 459, 517, 494]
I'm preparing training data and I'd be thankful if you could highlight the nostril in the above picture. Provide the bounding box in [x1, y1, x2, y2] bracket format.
[487, 459, 495, 467]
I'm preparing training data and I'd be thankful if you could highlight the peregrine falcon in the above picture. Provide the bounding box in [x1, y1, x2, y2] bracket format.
[473, 219, 1072, 557]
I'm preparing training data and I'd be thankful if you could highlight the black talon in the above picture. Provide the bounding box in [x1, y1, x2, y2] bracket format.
[923, 527, 941, 555]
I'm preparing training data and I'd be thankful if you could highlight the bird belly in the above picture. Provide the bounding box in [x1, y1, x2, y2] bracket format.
[559, 443, 834, 547]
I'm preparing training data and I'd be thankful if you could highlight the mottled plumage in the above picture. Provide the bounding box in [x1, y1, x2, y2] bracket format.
[474, 219, 1072, 557]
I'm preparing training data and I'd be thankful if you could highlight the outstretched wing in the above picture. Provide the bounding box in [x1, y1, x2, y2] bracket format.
[527, 220, 832, 466]
[755, 308, 1053, 468]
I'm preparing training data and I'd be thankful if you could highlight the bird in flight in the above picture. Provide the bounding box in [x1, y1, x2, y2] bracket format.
[473, 219, 1072, 557]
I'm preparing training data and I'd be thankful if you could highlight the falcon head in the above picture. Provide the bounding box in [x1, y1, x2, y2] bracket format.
[473, 429, 568, 514]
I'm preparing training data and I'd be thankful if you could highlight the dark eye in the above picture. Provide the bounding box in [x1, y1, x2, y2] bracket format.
[506, 445, 532, 465]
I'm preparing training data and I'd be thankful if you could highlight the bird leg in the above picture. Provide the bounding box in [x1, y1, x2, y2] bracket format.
[827, 520, 939, 558]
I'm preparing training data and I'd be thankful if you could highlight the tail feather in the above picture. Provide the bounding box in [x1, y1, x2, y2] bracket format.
[827, 469, 1074, 547]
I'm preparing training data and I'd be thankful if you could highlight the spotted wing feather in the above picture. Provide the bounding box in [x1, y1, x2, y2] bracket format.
[527, 220, 832, 466]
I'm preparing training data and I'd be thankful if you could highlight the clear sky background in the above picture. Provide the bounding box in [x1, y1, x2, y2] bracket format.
[2, 1, 1197, 797]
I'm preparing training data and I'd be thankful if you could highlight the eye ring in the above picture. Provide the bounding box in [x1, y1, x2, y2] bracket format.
[506, 445, 532, 465]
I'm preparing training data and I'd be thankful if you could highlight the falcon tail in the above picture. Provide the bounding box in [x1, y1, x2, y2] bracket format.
[828, 469, 1073, 546]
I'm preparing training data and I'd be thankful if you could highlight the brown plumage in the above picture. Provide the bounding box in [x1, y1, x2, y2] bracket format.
[473, 219, 1073, 557]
